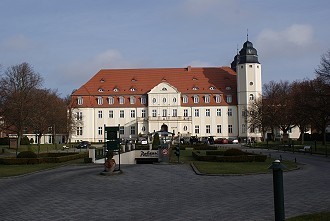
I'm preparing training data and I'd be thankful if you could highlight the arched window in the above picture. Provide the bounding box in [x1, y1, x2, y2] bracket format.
[249, 94, 254, 101]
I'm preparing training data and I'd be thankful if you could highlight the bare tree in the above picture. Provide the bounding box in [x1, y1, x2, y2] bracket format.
[315, 50, 330, 84]
[0, 63, 43, 155]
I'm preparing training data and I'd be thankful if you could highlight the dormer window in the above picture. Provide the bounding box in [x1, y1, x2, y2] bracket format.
[141, 96, 146, 104]
[215, 95, 221, 103]
[108, 96, 114, 105]
[183, 95, 188, 103]
[209, 86, 215, 90]
[161, 87, 167, 91]
[98, 88, 104, 92]
[113, 88, 119, 92]
[130, 88, 136, 92]
[130, 96, 136, 104]
[192, 77, 198, 81]
[226, 95, 232, 103]
[77, 97, 83, 105]
[131, 78, 136, 82]
[119, 96, 125, 104]
[97, 96, 103, 105]
[193, 95, 199, 103]
[162, 77, 166, 81]
[100, 78, 105, 82]
[226, 86, 232, 90]
[204, 95, 210, 103]
[192, 86, 199, 90]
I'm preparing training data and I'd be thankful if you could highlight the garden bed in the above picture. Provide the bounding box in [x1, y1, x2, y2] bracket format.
[0, 152, 88, 165]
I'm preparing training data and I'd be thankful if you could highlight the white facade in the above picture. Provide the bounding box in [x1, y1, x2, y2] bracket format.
[71, 84, 239, 143]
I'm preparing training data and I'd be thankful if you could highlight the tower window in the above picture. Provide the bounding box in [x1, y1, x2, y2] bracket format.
[249, 65, 253, 68]
[249, 94, 254, 101]
[250, 82, 254, 86]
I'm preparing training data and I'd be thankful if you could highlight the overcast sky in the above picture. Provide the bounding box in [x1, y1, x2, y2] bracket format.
[0, 0, 329, 96]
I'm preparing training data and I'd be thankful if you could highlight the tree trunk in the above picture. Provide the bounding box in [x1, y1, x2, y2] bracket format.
[38, 133, 42, 157]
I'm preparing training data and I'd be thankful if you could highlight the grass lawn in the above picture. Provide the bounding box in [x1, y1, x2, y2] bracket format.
[287, 212, 330, 221]
[0, 158, 85, 178]
[172, 149, 298, 175]
[193, 158, 297, 174]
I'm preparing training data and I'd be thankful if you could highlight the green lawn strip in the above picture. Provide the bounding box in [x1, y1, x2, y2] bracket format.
[0, 158, 85, 178]
[192, 158, 297, 175]
[286, 212, 330, 221]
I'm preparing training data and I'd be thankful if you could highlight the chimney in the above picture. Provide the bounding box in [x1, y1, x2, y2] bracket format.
[187, 66, 191, 72]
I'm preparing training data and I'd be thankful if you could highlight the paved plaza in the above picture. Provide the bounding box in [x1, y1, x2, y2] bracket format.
[0, 149, 330, 220]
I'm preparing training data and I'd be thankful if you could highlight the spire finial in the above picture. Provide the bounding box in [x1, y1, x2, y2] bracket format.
[247, 28, 249, 41]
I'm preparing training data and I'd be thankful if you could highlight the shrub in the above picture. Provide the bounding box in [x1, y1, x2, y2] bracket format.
[193, 145, 217, 150]
[206, 150, 225, 156]
[224, 148, 245, 156]
[17, 151, 37, 158]
[0, 137, 9, 145]
[20, 136, 31, 145]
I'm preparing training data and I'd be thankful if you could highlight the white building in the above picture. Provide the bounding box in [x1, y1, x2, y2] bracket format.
[70, 40, 262, 143]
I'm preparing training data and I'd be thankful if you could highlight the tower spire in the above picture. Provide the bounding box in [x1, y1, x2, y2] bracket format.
[247, 28, 249, 41]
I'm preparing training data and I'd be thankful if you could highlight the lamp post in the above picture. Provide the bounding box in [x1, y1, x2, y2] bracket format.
[269, 159, 286, 221]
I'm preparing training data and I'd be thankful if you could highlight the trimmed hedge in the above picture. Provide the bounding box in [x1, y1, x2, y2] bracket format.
[192, 150, 267, 162]
[0, 152, 88, 165]
[17, 151, 37, 158]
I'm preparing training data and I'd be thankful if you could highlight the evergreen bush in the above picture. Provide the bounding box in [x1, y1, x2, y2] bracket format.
[17, 151, 37, 158]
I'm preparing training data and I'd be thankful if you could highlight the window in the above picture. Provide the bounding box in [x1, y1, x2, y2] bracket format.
[130, 88, 136, 92]
[162, 87, 167, 91]
[250, 82, 254, 86]
[250, 127, 255, 133]
[249, 94, 254, 101]
[184, 109, 188, 117]
[152, 109, 157, 117]
[209, 86, 215, 90]
[206, 125, 211, 134]
[77, 112, 82, 121]
[195, 125, 200, 134]
[130, 126, 136, 135]
[193, 95, 199, 103]
[120, 110, 124, 118]
[108, 96, 114, 105]
[113, 88, 119, 92]
[119, 126, 124, 135]
[141, 96, 146, 104]
[98, 110, 103, 118]
[173, 109, 177, 117]
[173, 97, 177, 103]
[226, 95, 232, 103]
[141, 110, 146, 118]
[162, 109, 167, 117]
[205, 109, 210, 117]
[183, 95, 188, 103]
[77, 97, 83, 105]
[183, 126, 188, 131]
[163, 97, 166, 103]
[216, 109, 221, 117]
[142, 126, 146, 132]
[119, 96, 125, 104]
[242, 110, 247, 117]
[130, 96, 136, 104]
[109, 110, 113, 118]
[228, 108, 232, 116]
[192, 86, 199, 90]
[195, 109, 199, 117]
[228, 125, 233, 133]
[217, 125, 221, 133]
[98, 127, 103, 135]
[130, 110, 135, 118]
[97, 97, 103, 105]
[215, 95, 221, 103]
[249, 65, 253, 68]
[152, 98, 156, 104]
[242, 124, 246, 133]
[98, 88, 104, 92]
[204, 95, 210, 103]
[76, 127, 83, 136]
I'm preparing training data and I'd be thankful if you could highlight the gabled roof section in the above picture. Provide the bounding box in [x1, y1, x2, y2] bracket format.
[72, 66, 237, 97]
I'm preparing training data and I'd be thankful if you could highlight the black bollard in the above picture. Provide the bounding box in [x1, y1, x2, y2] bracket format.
[268, 160, 286, 221]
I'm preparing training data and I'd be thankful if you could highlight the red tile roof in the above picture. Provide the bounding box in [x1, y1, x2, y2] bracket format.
[71, 66, 237, 108]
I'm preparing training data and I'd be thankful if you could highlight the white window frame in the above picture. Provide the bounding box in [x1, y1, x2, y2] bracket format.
[77, 97, 83, 105]
[204, 95, 210, 103]
[183, 95, 188, 103]
[97, 97, 103, 105]
[205, 109, 210, 117]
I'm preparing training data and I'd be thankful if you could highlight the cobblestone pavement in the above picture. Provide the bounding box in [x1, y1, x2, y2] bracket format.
[0, 149, 330, 221]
